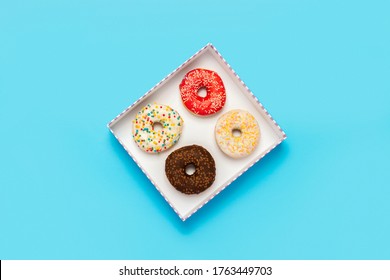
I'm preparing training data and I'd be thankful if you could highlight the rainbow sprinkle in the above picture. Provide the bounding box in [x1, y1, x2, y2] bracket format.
[132, 103, 184, 153]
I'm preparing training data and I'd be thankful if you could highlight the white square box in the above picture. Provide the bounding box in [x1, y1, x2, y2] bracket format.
[108, 44, 286, 221]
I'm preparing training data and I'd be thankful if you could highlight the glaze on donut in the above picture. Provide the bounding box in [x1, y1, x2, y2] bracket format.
[165, 145, 216, 194]
[215, 109, 260, 158]
[179, 68, 226, 116]
[132, 104, 183, 153]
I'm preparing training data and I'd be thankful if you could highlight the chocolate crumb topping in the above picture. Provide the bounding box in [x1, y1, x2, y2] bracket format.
[165, 145, 216, 195]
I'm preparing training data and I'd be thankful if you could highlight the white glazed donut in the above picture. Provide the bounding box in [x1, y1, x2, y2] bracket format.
[132, 104, 184, 153]
[215, 109, 260, 158]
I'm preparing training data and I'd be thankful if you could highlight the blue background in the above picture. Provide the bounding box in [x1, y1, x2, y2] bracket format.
[1, 0, 389, 259]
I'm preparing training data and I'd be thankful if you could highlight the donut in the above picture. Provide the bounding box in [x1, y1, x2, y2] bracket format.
[179, 68, 226, 116]
[215, 109, 260, 158]
[165, 145, 216, 194]
[132, 104, 183, 153]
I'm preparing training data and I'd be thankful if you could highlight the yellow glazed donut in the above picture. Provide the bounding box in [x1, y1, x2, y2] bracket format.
[215, 109, 260, 158]
[132, 104, 183, 153]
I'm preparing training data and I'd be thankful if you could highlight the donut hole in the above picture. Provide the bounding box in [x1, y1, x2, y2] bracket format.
[232, 128, 242, 137]
[197, 87, 207, 98]
[185, 163, 196, 176]
[152, 122, 163, 131]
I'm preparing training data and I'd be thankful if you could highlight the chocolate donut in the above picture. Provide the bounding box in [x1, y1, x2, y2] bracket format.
[165, 145, 216, 195]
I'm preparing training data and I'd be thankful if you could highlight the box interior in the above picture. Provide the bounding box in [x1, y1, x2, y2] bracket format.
[109, 45, 285, 220]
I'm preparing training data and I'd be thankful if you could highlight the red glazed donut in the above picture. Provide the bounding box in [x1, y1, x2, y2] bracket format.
[179, 68, 226, 116]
